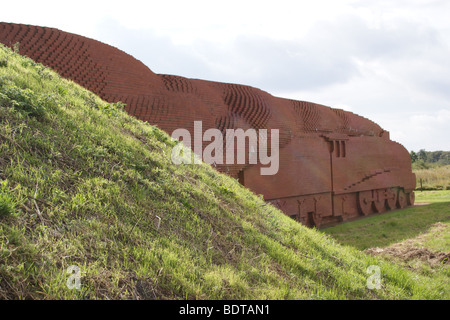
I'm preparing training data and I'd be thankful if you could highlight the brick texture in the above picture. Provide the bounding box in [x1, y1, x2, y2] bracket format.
[0, 23, 416, 227]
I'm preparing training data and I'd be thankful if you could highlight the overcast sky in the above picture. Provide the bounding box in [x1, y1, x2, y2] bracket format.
[2, 0, 449, 151]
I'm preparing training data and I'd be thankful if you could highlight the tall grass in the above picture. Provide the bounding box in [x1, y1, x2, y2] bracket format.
[414, 165, 450, 190]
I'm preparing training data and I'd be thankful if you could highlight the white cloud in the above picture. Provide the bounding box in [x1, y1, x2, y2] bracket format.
[379, 109, 450, 151]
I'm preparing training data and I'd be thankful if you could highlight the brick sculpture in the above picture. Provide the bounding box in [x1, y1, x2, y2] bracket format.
[0, 23, 416, 227]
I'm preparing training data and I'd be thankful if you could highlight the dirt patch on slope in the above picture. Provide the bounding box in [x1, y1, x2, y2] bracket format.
[366, 246, 449, 266]
[365, 223, 450, 268]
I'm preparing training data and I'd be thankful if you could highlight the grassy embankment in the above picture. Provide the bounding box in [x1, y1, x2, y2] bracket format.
[0, 43, 448, 299]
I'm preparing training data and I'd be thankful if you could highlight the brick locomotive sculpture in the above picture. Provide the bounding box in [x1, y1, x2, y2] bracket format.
[0, 23, 416, 227]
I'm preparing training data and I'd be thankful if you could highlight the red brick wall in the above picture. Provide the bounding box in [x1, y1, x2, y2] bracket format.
[0, 23, 416, 227]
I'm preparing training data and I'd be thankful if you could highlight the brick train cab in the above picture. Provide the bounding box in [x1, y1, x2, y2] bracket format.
[241, 130, 416, 228]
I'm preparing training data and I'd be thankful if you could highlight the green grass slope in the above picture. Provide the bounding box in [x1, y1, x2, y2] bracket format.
[0, 44, 446, 300]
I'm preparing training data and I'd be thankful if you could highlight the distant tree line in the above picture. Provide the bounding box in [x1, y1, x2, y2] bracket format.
[410, 149, 450, 165]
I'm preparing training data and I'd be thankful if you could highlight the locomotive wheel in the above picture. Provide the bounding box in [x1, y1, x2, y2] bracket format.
[313, 213, 322, 228]
[407, 191, 415, 206]
[304, 212, 322, 228]
[358, 190, 373, 216]
[397, 189, 407, 209]
[386, 188, 398, 210]
[373, 189, 386, 213]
